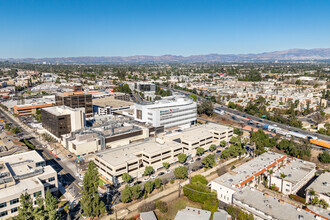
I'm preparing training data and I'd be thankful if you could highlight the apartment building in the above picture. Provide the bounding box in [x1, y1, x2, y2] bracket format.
[91, 138, 183, 183]
[128, 82, 156, 100]
[13, 103, 53, 116]
[55, 92, 93, 117]
[211, 152, 287, 204]
[134, 96, 197, 129]
[270, 158, 315, 195]
[0, 151, 58, 219]
[233, 187, 318, 220]
[306, 172, 330, 206]
[41, 106, 85, 138]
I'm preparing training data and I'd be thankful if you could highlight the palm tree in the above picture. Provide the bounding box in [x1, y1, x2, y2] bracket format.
[279, 172, 287, 193]
[267, 169, 274, 187]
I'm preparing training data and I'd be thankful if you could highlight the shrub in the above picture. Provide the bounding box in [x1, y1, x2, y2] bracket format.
[191, 175, 208, 185]
[155, 200, 168, 213]
[138, 202, 155, 213]
[144, 181, 155, 194]
[170, 179, 174, 184]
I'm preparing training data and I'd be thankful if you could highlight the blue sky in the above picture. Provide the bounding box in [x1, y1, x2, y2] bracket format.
[0, 0, 329, 58]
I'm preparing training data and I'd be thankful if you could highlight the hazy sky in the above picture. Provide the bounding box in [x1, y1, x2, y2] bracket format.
[1, 0, 329, 58]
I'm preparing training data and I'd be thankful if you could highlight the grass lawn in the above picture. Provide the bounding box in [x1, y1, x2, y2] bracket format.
[98, 178, 105, 186]
[156, 197, 202, 220]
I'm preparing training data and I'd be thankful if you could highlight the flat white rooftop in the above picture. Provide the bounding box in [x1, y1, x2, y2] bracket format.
[273, 158, 315, 185]
[97, 139, 181, 167]
[234, 187, 316, 220]
[213, 152, 285, 189]
[306, 172, 330, 195]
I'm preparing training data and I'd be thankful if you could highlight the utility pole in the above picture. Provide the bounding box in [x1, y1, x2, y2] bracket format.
[178, 181, 181, 198]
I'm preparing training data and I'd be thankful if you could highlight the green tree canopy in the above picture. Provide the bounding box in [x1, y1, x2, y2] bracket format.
[144, 166, 154, 176]
[196, 147, 205, 156]
[174, 166, 188, 179]
[202, 154, 216, 169]
[81, 161, 106, 217]
[178, 153, 187, 163]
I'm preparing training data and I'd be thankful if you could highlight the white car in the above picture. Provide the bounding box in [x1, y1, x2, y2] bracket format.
[151, 174, 158, 179]
[143, 177, 150, 182]
[166, 169, 171, 174]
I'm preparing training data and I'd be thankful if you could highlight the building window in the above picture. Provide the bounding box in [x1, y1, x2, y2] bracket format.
[48, 177, 55, 182]
[0, 202, 6, 208]
[10, 198, 19, 205]
[33, 191, 42, 197]
[49, 184, 56, 189]
[0, 211, 8, 217]
[36, 161, 45, 167]
[11, 207, 18, 213]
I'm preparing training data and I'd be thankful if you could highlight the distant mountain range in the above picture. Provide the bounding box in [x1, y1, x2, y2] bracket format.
[2, 48, 330, 64]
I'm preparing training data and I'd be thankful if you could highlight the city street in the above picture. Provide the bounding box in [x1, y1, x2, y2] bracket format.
[0, 108, 83, 200]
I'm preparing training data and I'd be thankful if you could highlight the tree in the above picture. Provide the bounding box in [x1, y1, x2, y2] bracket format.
[4, 123, 11, 130]
[189, 94, 198, 102]
[196, 147, 205, 156]
[81, 161, 106, 217]
[174, 166, 188, 179]
[220, 140, 227, 147]
[64, 204, 71, 220]
[202, 154, 216, 169]
[318, 151, 330, 163]
[131, 184, 143, 200]
[279, 172, 287, 193]
[197, 101, 214, 116]
[178, 153, 187, 163]
[121, 186, 132, 203]
[163, 162, 170, 169]
[11, 126, 20, 134]
[45, 189, 59, 220]
[209, 144, 216, 152]
[17, 193, 34, 220]
[267, 169, 274, 187]
[154, 178, 162, 189]
[144, 181, 155, 194]
[122, 173, 132, 183]
[144, 166, 154, 176]
[191, 175, 208, 185]
[233, 128, 243, 136]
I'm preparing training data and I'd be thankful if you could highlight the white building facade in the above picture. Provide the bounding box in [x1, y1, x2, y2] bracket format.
[134, 96, 197, 129]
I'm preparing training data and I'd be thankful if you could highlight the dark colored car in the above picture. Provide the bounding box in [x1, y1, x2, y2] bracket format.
[158, 172, 165, 176]
[196, 158, 201, 161]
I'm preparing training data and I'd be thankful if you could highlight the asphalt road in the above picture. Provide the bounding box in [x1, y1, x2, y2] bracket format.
[167, 86, 330, 143]
[0, 108, 83, 199]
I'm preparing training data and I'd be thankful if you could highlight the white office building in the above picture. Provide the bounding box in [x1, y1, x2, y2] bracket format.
[0, 151, 58, 219]
[134, 96, 197, 129]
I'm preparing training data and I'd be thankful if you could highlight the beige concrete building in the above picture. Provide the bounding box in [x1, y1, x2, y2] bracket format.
[91, 123, 233, 184]
[0, 151, 58, 219]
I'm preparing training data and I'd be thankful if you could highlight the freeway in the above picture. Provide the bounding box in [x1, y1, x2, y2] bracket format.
[167, 87, 330, 143]
[0, 108, 83, 199]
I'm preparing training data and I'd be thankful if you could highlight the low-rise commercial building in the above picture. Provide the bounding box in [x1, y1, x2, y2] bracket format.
[13, 103, 53, 116]
[0, 151, 58, 219]
[134, 96, 197, 129]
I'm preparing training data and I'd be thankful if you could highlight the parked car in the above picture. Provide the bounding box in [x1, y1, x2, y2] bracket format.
[158, 172, 165, 176]
[166, 169, 171, 174]
[196, 158, 201, 161]
[151, 174, 158, 179]
[67, 154, 73, 158]
[143, 177, 150, 182]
